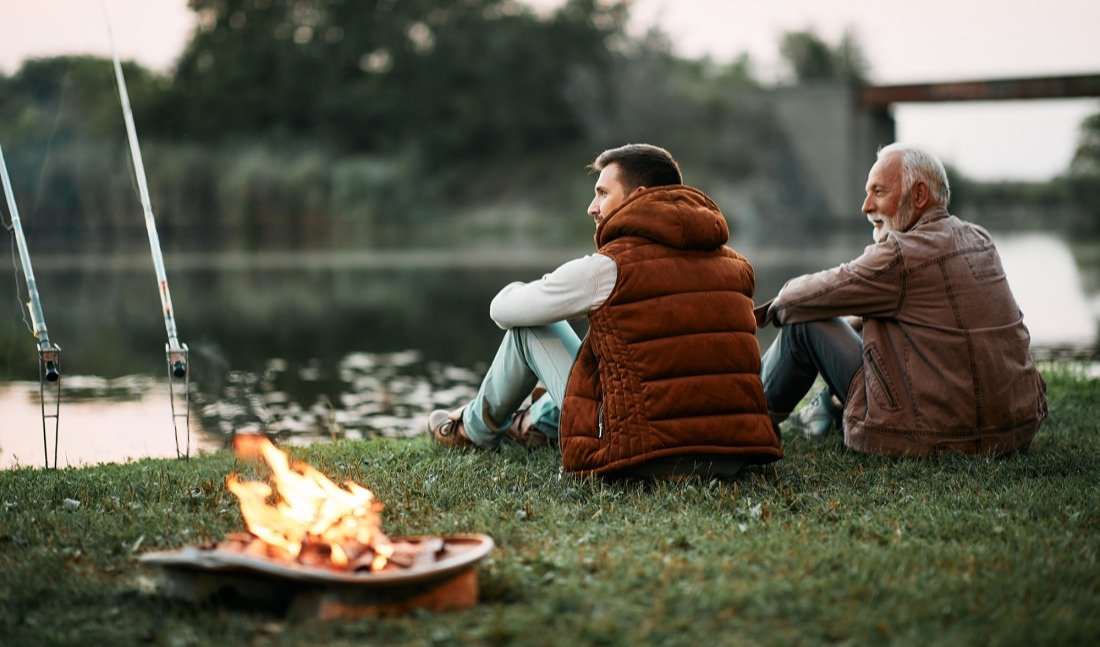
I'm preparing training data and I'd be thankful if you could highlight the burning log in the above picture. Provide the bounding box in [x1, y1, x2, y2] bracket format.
[199, 533, 447, 573]
[140, 435, 494, 619]
[226, 434, 395, 572]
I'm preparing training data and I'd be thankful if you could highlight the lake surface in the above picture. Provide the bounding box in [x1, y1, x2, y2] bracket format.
[1, 231, 1097, 469]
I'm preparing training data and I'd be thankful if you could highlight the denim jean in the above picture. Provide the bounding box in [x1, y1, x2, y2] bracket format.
[760, 318, 863, 416]
[462, 321, 579, 449]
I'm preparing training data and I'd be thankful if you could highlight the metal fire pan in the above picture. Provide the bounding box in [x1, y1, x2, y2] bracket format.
[139, 534, 494, 587]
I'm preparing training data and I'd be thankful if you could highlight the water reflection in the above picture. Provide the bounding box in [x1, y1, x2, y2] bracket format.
[198, 351, 483, 445]
[996, 234, 1097, 348]
[0, 377, 205, 468]
[1, 232, 1096, 469]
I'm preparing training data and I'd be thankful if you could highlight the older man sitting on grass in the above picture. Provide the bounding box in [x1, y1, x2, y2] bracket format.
[756, 142, 1047, 456]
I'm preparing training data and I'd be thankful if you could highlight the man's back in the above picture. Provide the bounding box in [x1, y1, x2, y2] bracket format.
[890, 211, 1021, 330]
[846, 208, 1048, 455]
[560, 186, 781, 474]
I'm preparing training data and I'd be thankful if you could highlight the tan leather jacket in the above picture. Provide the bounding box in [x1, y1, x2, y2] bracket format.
[770, 208, 1047, 456]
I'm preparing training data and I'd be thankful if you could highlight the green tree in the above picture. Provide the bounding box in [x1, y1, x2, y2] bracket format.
[1071, 112, 1100, 174]
[158, 0, 627, 165]
[779, 29, 869, 83]
[1068, 111, 1100, 225]
[566, 28, 765, 169]
[0, 56, 163, 148]
[0, 57, 164, 249]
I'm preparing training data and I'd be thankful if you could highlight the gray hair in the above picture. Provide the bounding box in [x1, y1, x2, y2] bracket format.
[878, 142, 951, 207]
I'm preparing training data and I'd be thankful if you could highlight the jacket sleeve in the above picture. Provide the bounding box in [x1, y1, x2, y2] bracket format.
[771, 238, 905, 325]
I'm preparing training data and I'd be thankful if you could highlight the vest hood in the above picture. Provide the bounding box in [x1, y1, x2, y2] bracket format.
[596, 185, 730, 250]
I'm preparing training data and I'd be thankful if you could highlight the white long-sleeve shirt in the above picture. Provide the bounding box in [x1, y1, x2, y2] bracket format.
[489, 253, 618, 329]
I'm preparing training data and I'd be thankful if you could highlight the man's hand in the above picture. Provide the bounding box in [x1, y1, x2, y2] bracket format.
[754, 299, 775, 328]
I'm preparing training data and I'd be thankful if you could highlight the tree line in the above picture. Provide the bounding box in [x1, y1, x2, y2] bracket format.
[0, 0, 1095, 252]
[3, 1, 631, 167]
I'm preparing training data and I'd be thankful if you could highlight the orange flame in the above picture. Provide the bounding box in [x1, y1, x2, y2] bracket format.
[226, 435, 394, 571]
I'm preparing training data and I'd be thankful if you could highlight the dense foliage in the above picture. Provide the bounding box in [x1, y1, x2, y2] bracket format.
[0, 0, 795, 251]
[0, 56, 163, 147]
[0, 1, 1093, 249]
[156, 0, 626, 164]
[778, 29, 869, 83]
[1069, 112, 1100, 221]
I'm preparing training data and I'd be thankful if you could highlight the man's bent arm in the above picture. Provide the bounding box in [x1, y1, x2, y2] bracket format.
[771, 241, 905, 325]
[490, 254, 616, 329]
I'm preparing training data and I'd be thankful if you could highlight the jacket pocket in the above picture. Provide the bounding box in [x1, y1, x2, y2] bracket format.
[864, 343, 902, 412]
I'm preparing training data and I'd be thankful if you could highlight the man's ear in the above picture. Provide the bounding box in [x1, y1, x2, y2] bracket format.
[630, 185, 647, 196]
[911, 181, 930, 209]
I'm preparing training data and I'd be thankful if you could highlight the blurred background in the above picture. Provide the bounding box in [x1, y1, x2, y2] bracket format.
[1, 0, 1097, 468]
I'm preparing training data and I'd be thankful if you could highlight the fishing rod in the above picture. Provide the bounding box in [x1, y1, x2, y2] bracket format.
[1, 142, 63, 469]
[105, 13, 191, 458]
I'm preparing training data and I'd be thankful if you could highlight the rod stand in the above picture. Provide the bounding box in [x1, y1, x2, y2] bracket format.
[39, 345, 61, 469]
[169, 345, 187, 378]
[167, 344, 191, 460]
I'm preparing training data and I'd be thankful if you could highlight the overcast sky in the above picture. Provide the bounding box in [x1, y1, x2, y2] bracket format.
[2, 0, 1098, 180]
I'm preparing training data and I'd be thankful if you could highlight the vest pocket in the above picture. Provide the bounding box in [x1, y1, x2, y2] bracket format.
[864, 343, 901, 411]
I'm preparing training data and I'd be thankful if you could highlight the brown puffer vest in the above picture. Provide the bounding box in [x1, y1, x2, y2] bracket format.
[560, 185, 782, 475]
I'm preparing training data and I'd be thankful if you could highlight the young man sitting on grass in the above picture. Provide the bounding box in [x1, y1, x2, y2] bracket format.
[427, 144, 782, 478]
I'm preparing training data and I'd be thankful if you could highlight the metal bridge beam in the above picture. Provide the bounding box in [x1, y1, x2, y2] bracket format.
[859, 74, 1100, 107]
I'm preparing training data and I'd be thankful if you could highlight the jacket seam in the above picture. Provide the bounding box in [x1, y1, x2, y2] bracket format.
[939, 258, 984, 427]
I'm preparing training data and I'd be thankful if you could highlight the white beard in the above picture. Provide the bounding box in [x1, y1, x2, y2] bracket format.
[871, 195, 916, 243]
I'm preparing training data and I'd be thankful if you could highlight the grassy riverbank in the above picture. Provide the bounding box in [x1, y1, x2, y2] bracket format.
[1, 365, 1096, 646]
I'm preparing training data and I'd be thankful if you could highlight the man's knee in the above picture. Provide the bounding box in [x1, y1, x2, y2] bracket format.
[785, 318, 856, 350]
[777, 320, 817, 355]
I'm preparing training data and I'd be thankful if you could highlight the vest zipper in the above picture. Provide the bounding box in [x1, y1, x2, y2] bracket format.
[598, 404, 604, 438]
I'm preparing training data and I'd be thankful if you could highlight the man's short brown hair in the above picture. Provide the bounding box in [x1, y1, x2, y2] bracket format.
[590, 144, 683, 192]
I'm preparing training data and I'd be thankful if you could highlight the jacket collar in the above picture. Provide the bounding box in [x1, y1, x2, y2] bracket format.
[907, 206, 950, 231]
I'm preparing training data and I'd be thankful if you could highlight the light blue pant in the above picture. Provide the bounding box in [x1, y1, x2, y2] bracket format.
[760, 318, 863, 416]
[463, 321, 581, 449]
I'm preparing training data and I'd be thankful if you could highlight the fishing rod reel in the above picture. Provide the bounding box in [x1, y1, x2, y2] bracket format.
[167, 343, 191, 460]
[169, 346, 187, 378]
[37, 343, 61, 469]
[28, 305, 60, 382]
[40, 344, 60, 382]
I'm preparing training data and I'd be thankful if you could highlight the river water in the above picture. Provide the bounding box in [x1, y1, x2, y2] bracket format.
[1, 231, 1097, 469]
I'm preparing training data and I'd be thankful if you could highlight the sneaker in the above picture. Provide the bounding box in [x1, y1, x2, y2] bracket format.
[790, 388, 842, 438]
[427, 408, 475, 449]
[504, 406, 549, 450]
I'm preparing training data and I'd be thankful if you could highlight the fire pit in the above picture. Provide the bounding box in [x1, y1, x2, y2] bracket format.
[140, 533, 494, 620]
[140, 435, 494, 619]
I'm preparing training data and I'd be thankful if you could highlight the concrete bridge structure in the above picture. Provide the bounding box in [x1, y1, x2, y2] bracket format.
[770, 73, 1100, 219]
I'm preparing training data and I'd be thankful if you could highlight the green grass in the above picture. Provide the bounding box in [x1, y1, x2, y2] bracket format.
[1, 365, 1097, 646]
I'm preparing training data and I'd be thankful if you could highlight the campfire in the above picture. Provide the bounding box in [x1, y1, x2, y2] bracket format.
[224, 434, 395, 572]
[140, 435, 493, 619]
